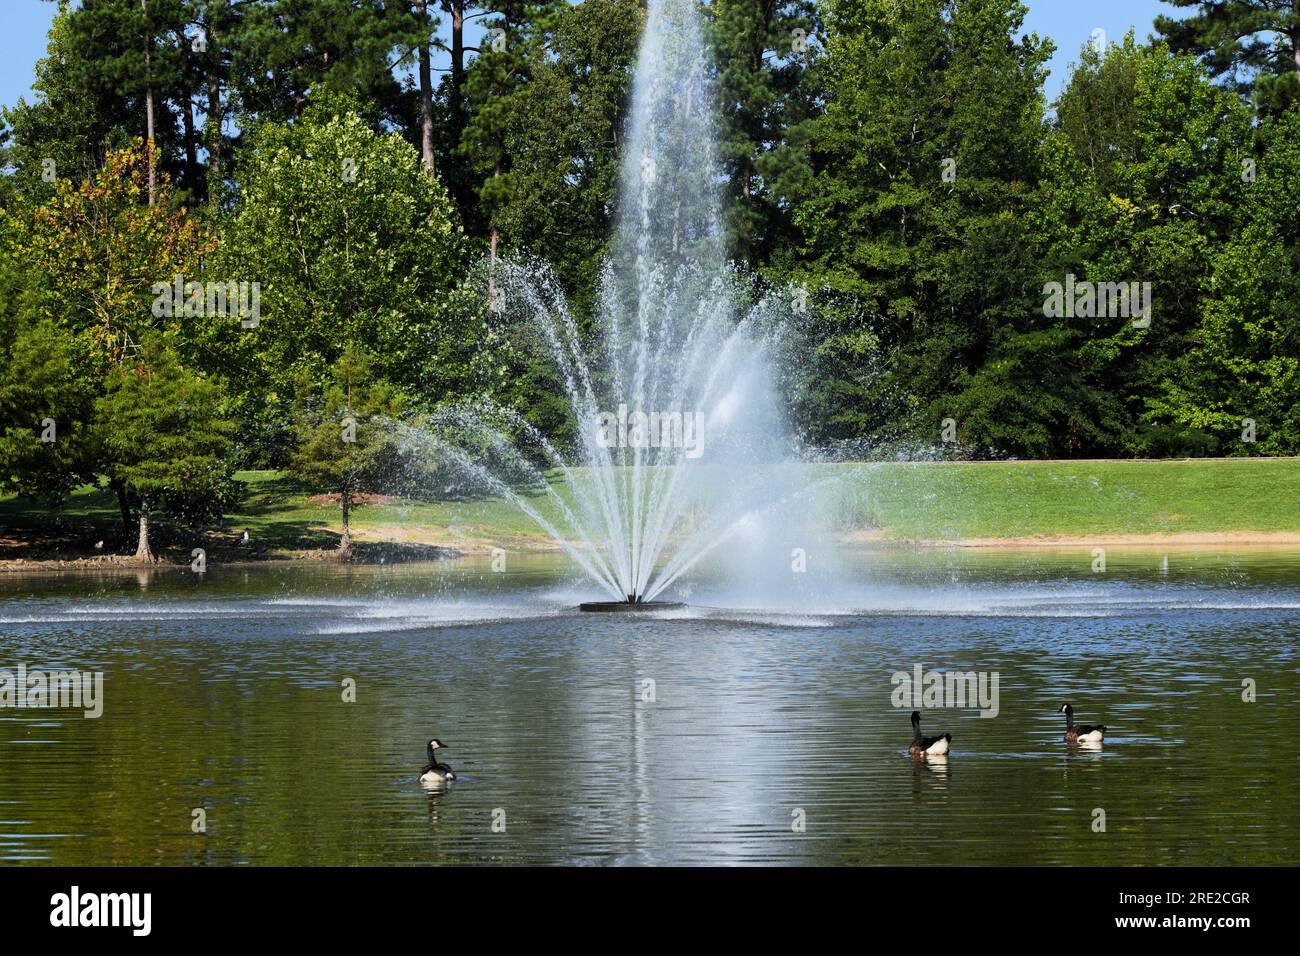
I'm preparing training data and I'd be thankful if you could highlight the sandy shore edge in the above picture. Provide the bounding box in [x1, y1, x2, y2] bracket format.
[5, 528, 1300, 572]
[844, 529, 1300, 549]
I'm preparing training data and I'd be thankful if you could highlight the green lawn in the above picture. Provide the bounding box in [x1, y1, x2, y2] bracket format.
[2, 459, 1298, 561]
[222, 470, 569, 548]
[821, 458, 1300, 540]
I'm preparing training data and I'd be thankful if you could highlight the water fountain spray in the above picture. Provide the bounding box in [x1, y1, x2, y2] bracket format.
[426, 0, 817, 609]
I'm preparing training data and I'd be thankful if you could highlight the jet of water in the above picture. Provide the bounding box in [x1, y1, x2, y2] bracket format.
[426, 0, 815, 603]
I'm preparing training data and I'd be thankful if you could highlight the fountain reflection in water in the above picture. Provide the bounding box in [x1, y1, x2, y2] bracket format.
[425, 0, 824, 604]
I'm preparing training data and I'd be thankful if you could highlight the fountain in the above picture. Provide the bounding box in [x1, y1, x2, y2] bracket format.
[426, 0, 821, 609]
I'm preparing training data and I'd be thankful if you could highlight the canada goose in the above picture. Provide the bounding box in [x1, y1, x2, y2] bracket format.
[1059, 703, 1106, 744]
[240, 530, 250, 545]
[909, 710, 951, 757]
[419, 738, 456, 785]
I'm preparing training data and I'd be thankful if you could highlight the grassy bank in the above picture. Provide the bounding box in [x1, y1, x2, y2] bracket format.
[826, 458, 1300, 541]
[2, 459, 1299, 566]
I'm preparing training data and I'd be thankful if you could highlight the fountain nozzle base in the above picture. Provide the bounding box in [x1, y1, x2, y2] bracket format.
[578, 600, 685, 613]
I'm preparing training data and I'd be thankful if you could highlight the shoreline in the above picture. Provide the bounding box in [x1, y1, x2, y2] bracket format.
[5, 459, 1299, 572]
[846, 529, 1300, 550]
[5, 529, 1300, 573]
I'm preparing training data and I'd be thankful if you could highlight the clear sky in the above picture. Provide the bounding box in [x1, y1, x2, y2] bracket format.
[0, 0, 1178, 115]
[0, 1, 59, 112]
[1023, 0, 1173, 104]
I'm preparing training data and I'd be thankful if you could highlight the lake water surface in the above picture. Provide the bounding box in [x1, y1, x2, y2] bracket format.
[1, 548, 1297, 865]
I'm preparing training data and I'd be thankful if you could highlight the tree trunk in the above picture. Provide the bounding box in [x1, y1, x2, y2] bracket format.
[176, 29, 199, 204]
[292, 59, 305, 119]
[141, 0, 156, 206]
[1293, 0, 1300, 74]
[417, 0, 435, 171]
[339, 490, 352, 558]
[134, 499, 155, 563]
[443, 0, 466, 140]
[488, 185, 499, 304]
[205, 4, 224, 208]
[112, 479, 133, 542]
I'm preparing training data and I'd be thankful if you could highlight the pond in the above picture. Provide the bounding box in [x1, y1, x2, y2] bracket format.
[1, 547, 1297, 865]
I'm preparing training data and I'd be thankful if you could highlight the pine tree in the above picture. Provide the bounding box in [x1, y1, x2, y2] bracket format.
[789, 0, 1054, 453]
[459, 0, 638, 310]
[228, 0, 420, 125]
[1156, 0, 1300, 113]
[707, 0, 822, 265]
[3, 1, 185, 201]
[458, 1, 564, 241]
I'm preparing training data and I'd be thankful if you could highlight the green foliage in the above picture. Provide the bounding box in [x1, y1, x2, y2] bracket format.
[288, 344, 411, 550]
[94, 337, 240, 525]
[455, 0, 641, 440]
[231, 0, 422, 127]
[1, 0, 222, 205]
[461, 0, 640, 313]
[5, 140, 215, 366]
[1148, 109, 1300, 454]
[290, 345, 407, 492]
[1156, 0, 1300, 114]
[3, 0, 1300, 549]
[1041, 36, 1255, 455]
[0, 317, 98, 503]
[707, 0, 823, 264]
[789, 0, 1055, 454]
[0, 141, 225, 525]
[215, 92, 465, 458]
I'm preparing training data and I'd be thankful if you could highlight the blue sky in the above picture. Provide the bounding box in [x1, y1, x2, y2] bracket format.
[1023, 0, 1173, 100]
[0, 0, 1176, 114]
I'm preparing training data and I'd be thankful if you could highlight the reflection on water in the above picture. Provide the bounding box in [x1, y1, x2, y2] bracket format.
[0, 548, 1297, 865]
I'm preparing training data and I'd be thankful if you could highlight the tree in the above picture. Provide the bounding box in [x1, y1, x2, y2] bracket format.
[229, 0, 420, 125]
[196, 0, 243, 208]
[707, 0, 823, 264]
[94, 338, 238, 562]
[0, 317, 98, 505]
[6, 139, 214, 368]
[453, 0, 638, 443]
[1041, 36, 1253, 455]
[787, 0, 1055, 454]
[460, 0, 639, 315]
[456, 1, 562, 240]
[2, 140, 219, 527]
[289, 345, 408, 557]
[216, 92, 464, 459]
[1156, 0, 1300, 112]
[2, 2, 161, 204]
[1146, 108, 1300, 454]
[436, 0, 477, 170]
[412, 0, 440, 171]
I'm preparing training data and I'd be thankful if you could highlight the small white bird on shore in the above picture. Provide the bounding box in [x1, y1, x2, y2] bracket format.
[240, 530, 250, 545]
